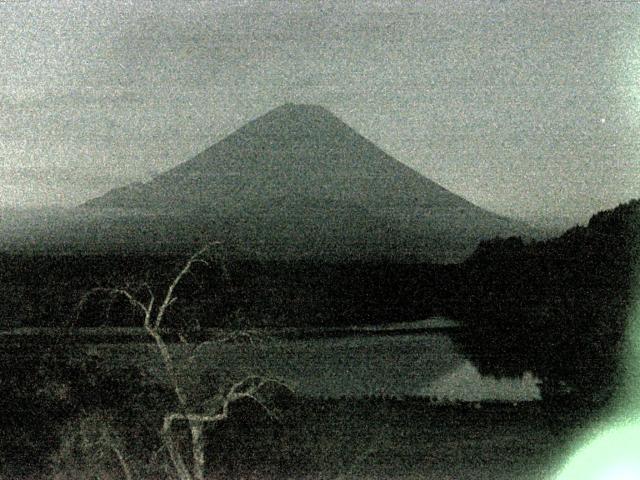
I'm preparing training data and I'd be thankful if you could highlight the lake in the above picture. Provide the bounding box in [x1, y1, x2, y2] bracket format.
[4, 318, 540, 401]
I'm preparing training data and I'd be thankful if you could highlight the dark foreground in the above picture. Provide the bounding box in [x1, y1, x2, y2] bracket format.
[0, 392, 598, 480]
[199, 398, 581, 480]
[0, 334, 605, 480]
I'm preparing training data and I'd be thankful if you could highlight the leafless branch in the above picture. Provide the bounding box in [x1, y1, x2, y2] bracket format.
[155, 244, 218, 330]
[185, 328, 268, 364]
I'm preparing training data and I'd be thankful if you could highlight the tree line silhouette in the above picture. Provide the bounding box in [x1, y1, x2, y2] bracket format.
[448, 199, 639, 403]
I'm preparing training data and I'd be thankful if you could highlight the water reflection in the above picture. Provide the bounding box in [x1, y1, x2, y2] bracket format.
[180, 328, 542, 400]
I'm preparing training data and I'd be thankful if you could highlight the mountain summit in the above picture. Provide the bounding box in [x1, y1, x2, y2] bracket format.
[84, 103, 457, 213]
[81, 104, 530, 261]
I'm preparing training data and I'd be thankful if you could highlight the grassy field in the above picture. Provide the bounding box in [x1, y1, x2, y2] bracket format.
[53, 399, 595, 479]
[209, 399, 574, 480]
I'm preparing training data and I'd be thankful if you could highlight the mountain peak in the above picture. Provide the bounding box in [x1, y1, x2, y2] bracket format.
[275, 102, 330, 113]
[251, 103, 344, 131]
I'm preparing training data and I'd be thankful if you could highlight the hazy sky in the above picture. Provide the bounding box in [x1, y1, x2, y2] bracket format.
[1, 0, 639, 226]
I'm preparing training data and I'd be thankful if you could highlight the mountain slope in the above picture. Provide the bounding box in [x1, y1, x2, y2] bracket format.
[79, 103, 529, 261]
[85, 104, 453, 211]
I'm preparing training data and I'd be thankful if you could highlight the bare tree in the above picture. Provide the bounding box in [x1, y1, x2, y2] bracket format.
[76, 245, 290, 480]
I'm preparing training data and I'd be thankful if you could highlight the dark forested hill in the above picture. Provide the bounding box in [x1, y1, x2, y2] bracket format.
[449, 199, 640, 403]
[0, 252, 451, 330]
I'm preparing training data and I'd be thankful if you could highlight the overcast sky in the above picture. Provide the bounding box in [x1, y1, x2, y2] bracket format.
[1, 0, 639, 226]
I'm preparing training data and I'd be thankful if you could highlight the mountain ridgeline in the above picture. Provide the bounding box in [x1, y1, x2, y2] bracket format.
[77, 103, 529, 262]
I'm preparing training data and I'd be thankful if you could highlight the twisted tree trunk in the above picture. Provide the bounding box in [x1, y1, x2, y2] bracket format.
[190, 420, 205, 480]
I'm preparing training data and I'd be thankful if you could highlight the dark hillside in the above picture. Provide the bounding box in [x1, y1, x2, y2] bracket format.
[449, 199, 640, 403]
[0, 253, 451, 329]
